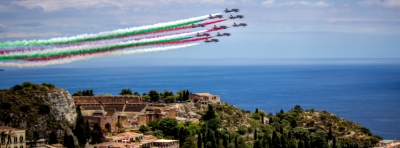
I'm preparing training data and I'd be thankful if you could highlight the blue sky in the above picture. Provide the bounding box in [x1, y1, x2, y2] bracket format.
[0, 0, 399, 67]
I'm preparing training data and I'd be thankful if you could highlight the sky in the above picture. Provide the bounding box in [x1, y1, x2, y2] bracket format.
[0, 0, 399, 67]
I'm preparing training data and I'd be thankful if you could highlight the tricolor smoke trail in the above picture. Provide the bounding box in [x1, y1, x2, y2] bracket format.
[0, 14, 220, 48]
[0, 12, 238, 67]
[0, 43, 199, 67]
[26, 37, 213, 62]
[0, 31, 208, 60]
[0, 19, 228, 54]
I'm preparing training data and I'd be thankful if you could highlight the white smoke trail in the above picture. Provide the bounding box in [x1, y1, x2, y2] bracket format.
[1, 13, 219, 47]
[1, 30, 207, 56]
[0, 43, 199, 67]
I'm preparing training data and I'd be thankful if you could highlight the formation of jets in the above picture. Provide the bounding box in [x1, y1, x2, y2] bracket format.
[203, 8, 247, 43]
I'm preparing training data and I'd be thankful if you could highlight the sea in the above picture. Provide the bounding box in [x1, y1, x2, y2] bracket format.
[1, 58, 399, 139]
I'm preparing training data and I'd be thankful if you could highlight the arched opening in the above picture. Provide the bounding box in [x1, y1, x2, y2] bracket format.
[105, 123, 111, 133]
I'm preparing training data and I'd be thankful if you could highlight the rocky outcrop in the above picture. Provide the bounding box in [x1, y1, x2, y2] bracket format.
[174, 103, 203, 122]
[47, 90, 77, 125]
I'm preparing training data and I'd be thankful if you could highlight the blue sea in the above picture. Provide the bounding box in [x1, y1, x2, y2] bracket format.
[1, 59, 399, 139]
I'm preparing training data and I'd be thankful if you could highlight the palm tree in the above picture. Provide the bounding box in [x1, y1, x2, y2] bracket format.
[1, 129, 15, 148]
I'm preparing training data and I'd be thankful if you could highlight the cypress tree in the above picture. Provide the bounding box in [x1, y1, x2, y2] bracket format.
[281, 135, 287, 148]
[272, 131, 281, 148]
[197, 133, 202, 148]
[49, 131, 58, 144]
[209, 130, 216, 148]
[298, 140, 304, 148]
[332, 137, 337, 148]
[215, 130, 219, 147]
[202, 131, 207, 148]
[223, 134, 228, 148]
[235, 136, 238, 148]
[280, 126, 284, 134]
[256, 108, 259, 113]
[261, 115, 264, 124]
[74, 105, 87, 148]
[327, 127, 333, 140]
[254, 129, 258, 140]
[253, 140, 262, 148]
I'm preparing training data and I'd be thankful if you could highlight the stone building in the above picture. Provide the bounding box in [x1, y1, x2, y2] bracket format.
[189, 93, 220, 105]
[0, 126, 26, 148]
[74, 96, 176, 132]
[137, 103, 177, 125]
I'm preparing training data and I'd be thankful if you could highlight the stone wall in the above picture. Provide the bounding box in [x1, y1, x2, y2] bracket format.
[73, 96, 142, 104]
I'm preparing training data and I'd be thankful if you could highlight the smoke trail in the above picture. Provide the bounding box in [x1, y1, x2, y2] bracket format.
[26, 37, 212, 61]
[0, 31, 207, 60]
[0, 43, 199, 67]
[0, 19, 228, 54]
[0, 14, 220, 48]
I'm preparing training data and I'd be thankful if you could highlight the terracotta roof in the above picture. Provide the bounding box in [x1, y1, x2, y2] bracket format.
[194, 93, 213, 96]
[0, 126, 22, 131]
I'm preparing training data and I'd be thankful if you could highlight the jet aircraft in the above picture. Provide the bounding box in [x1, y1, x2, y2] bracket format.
[233, 22, 247, 27]
[192, 24, 205, 28]
[209, 14, 223, 19]
[216, 32, 231, 37]
[224, 8, 239, 13]
[197, 32, 210, 37]
[204, 39, 219, 43]
[213, 25, 228, 30]
[229, 15, 244, 19]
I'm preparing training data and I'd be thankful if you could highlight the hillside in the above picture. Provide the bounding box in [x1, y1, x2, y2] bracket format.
[0, 82, 77, 145]
[214, 102, 381, 147]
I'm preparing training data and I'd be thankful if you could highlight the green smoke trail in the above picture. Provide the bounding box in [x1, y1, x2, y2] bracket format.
[0, 19, 203, 48]
[0, 37, 190, 60]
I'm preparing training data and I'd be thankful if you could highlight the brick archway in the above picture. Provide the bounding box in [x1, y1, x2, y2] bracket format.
[105, 123, 111, 133]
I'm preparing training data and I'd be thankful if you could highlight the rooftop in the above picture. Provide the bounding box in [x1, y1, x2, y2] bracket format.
[0, 126, 23, 131]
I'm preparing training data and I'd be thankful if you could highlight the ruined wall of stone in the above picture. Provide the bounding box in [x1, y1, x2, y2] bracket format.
[73, 96, 142, 104]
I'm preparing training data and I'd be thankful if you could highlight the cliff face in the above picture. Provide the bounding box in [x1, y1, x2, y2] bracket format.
[47, 90, 77, 125]
[0, 83, 77, 145]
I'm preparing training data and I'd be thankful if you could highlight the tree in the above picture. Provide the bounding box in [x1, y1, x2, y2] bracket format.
[298, 140, 304, 148]
[119, 88, 133, 95]
[272, 131, 281, 148]
[148, 121, 159, 131]
[179, 126, 191, 146]
[49, 131, 59, 144]
[332, 137, 337, 148]
[139, 125, 151, 133]
[0, 130, 15, 148]
[253, 140, 262, 148]
[133, 92, 140, 96]
[182, 136, 197, 148]
[90, 123, 104, 144]
[201, 105, 220, 131]
[73, 105, 89, 147]
[149, 90, 160, 102]
[159, 117, 179, 138]
[63, 131, 74, 148]
[116, 122, 123, 132]
[327, 127, 333, 140]
[197, 133, 202, 148]
[254, 129, 258, 140]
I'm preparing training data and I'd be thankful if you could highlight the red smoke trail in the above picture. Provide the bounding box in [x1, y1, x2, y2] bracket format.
[25, 37, 212, 62]
[1, 19, 227, 55]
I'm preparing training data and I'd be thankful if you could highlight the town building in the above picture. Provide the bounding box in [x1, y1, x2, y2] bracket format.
[0, 126, 26, 148]
[188, 93, 220, 105]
